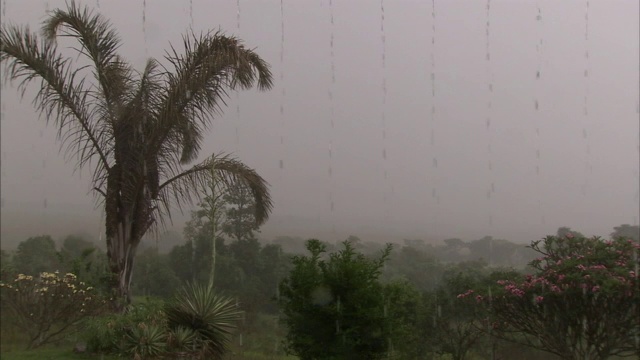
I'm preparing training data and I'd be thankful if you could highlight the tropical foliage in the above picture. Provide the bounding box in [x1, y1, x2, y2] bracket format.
[465, 235, 640, 360]
[0, 1, 273, 307]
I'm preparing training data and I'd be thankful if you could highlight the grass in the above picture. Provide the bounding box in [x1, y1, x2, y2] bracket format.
[0, 348, 118, 360]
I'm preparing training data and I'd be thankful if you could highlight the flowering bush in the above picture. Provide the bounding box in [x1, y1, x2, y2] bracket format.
[0, 271, 107, 348]
[462, 235, 640, 360]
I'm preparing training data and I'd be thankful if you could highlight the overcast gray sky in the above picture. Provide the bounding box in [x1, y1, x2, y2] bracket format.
[1, 0, 638, 246]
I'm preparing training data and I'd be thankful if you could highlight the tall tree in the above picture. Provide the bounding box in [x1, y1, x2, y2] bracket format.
[0, 2, 273, 308]
[279, 239, 394, 360]
[469, 235, 640, 359]
[222, 184, 260, 242]
[12, 235, 60, 276]
[611, 224, 639, 242]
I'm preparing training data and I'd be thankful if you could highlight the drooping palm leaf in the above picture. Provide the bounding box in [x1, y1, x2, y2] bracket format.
[41, 1, 132, 118]
[0, 23, 111, 187]
[152, 30, 273, 166]
[157, 153, 273, 227]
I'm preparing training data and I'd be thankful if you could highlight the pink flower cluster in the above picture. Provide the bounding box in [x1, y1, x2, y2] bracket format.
[457, 289, 474, 299]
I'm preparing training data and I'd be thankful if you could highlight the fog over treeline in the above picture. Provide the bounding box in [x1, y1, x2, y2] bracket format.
[1, 0, 638, 248]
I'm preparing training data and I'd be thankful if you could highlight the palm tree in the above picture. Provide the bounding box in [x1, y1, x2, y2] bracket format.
[0, 2, 273, 308]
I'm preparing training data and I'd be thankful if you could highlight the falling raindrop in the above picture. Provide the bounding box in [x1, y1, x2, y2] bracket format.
[279, 0, 286, 173]
[428, 0, 440, 235]
[485, 0, 494, 232]
[96, 0, 100, 10]
[380, 0, 390, 226]
[534, 0, 545, 225]
[327, 0, 337, 237]
[582, 0, 592, 199]
[234, 0, 242, 154]
[142, 0, 148, 56]
[189, 0, 193, 28]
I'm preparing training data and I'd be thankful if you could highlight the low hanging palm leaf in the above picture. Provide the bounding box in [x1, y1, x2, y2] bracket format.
[0, 1, 273, 307]
[165, 282, 242, 359]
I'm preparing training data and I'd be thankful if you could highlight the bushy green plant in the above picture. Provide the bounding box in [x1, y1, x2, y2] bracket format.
[122, 323, 167, 359]
[278, 239, 394, 360]
[84, 299, 167, 355]
[0, 271, 107, 349]
[165, 282, 242, 359]
[467, 235, 640, 359]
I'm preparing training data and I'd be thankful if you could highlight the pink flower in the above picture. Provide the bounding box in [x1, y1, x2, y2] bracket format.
[591, 286, 600, 292]
[535, 296, 544, 304]
[457, 289, 475, 299]
[476, 295, 484, 303]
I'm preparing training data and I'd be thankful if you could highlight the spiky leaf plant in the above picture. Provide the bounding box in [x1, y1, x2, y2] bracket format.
[165, 282, 242, 359]
[122, 323, 167, 360]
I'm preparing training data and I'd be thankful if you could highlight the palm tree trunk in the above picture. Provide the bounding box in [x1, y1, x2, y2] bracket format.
[106, 219, 141, 311]
[103, 163, 153, 311]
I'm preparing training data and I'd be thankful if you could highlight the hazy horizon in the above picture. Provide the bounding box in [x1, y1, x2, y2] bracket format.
[1, 0, 638, 248]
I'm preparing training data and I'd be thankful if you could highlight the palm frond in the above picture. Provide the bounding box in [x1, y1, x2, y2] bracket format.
[156, 153, 273, 227]
[0, 24, 110, 189]
[152, 30, 273, 166]
[42, 0, 131, 117]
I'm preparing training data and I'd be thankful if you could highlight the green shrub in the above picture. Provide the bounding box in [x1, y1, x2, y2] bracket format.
[0, 271, 107, 349]
[84, 299, 167, 355]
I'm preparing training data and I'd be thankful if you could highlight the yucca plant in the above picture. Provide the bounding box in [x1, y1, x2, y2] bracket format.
[167, 326, 199, 357]
[122, 323, 167, 360]
[166, 282, 242, 359]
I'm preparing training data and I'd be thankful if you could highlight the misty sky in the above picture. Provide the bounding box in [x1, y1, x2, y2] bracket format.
[1, 0, 638, 245]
